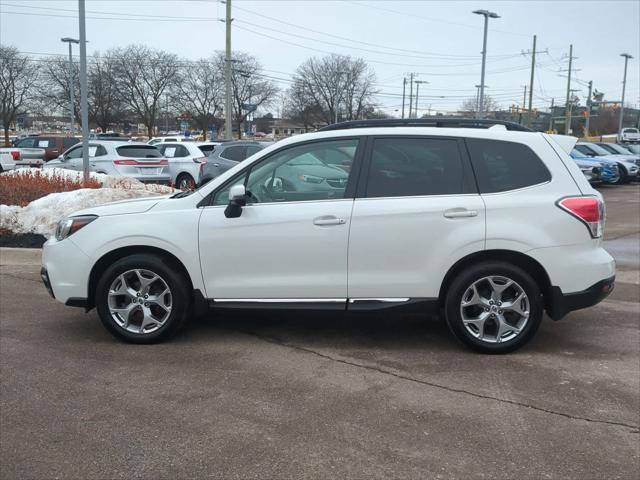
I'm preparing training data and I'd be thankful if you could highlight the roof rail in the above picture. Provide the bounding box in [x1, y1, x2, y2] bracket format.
[318, 117, 533, 132]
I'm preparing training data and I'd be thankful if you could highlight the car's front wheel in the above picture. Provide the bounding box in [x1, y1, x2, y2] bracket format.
[176, 173, 196, 190]
[444, 262, 543, 353]
[95, 253, 191, 343]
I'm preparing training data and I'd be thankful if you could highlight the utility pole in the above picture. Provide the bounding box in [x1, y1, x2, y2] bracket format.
[475, 85, 481, 113]
[527, 34, 536, 127]
[585, 80, 593, 137]
[548, 98, 554, 132]
[618, 53, 633, 137]
[78, 0, 89, 183]
[564, 44, 573, 135]
[473, 9, 500, 118]
[408, 73, 414, 118]
[60, 38, 79, 136]
[414, 80, 428, 119]
[165, 94, 169, 134]
[520, 85, 527, 124]
[401, 77, 406, 119]
[224, 0, 233, 140]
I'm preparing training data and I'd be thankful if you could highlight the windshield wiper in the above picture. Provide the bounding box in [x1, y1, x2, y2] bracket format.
[170, 190, 194, 198]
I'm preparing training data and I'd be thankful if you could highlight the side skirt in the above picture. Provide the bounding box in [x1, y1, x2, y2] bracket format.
[208, 298, 438, 314]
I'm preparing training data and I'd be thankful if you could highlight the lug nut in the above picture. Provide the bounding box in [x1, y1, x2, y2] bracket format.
[136, 292, 141, 297]
[144, 302, 149, 307]
[489, 300, 494, 305]
[484, 308, 489, 312]
[498, 301, 502, 306]
[144, 294, 148, 299]
[499, 309, 503, 314]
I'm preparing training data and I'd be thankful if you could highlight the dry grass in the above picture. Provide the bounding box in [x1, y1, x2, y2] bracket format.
[0, 170, 102, 207]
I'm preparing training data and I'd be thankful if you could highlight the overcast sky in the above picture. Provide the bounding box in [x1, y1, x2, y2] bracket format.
[1, 0, 638, 116]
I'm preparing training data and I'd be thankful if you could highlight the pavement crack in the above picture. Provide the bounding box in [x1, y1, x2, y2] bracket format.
[238, 329, 640, 433]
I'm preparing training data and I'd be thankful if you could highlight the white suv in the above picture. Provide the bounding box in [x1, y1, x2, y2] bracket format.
[42, 120, 615, 353]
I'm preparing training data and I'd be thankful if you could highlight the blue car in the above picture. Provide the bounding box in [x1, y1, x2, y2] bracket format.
[570, 149, 619, 184]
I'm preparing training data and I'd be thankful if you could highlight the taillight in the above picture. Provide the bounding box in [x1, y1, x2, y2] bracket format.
[113, 159, 168, 166]
[10, 151, 20, 161]
[192, 156, 207, 164]
[557, 196, 604, 238]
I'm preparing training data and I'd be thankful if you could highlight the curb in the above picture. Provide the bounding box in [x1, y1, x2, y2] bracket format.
[0, 247, 42, 266]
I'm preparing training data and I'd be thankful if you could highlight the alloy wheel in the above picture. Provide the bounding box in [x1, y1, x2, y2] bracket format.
[107, 269, 172, 334]
[459, 275, 530, 344]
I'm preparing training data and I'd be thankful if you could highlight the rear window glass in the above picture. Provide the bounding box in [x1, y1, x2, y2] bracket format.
[220, 146, 247, 161]
[116, 146, 162, 158]
[365, 137, 464, 198]
[466, 139, 551, 193]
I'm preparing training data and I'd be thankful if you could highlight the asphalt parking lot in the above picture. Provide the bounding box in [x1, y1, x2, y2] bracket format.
[1, 185, 639, 479]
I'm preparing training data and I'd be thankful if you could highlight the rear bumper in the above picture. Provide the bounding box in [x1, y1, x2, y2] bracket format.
[546, 276, 615, 320]
[135, 176, 172, 185]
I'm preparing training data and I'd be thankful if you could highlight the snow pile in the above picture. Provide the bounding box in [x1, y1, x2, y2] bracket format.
[1, 168, 177, 237]
[0, 188, 165, 237]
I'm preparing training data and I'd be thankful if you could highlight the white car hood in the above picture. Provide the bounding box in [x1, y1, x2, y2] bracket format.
[73, 195, 170, 217]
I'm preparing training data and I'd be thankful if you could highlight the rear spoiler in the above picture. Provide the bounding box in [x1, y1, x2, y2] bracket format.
[546, 134, 578, 155]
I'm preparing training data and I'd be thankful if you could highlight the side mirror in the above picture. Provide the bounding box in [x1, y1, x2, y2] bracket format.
[224, 184, 246, 218]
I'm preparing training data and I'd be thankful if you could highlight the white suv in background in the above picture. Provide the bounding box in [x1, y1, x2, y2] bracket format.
[42, 119, 615, 353]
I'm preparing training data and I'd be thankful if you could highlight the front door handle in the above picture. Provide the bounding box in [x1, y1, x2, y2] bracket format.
[443, 208, 478, 218]
[313, 216, 346, 226]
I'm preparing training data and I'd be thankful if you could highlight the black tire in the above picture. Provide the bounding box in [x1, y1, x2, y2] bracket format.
[444, 262, 543, 354]
[176, 173, 195, 190]
[614, 165, 627, 185]
[95, 253, 191, 343]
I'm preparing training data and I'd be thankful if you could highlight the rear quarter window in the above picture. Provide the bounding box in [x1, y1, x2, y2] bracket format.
[466, 138, 551, 193]
[116, 146, 162, 158]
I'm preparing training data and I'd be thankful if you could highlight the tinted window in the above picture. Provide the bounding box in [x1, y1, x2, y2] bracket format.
[116, 146, 162, 158]
[365, 137, 464, 198]
[246, 145, 262, 157]
[466, 138, 551, 193]
[159, 144, 188, 158]
[198, 144, 216, 153]
[17, 138, 36, 148]
[220, 145, 247, 161]
[65, 146, 82, 159]
[63, 138, 80, 149]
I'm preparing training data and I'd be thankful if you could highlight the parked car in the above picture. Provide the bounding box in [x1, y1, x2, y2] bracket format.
[0, 151, 17, 172]
[622, 144, 640, 158]
[42, 119, 615, 353]
[0, 146, 46, 167]
[572, 158, 603, 184]
[570, 149, 619, 184]
[595, 142, 640, 167]
[199, 141, 269, 185]
[195, 141, 222, 155]
[13, 136, 80, 161]
[44, 141, 171, 184]
[148, 136, 195, 146]
[575, 142, 639, 183]
[156, 142, 208, 189]
[618, 127, 640, 143]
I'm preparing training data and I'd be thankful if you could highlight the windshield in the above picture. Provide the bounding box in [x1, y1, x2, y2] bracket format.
[583, 143, 610, 156]
[597, 144, 618, 154]
[608, 144, 633, 154]
[623, 128, 639, 133]
[571, 148, 589, 159]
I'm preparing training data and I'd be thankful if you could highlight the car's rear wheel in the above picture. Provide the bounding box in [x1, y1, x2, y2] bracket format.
[444, 262, 543, 353]
[176, 173, 195, 190]
[95, 253, 191, 343]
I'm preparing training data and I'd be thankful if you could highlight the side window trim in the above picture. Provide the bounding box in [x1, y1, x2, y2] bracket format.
[199, 136, 365, 208]
[355, 135, 476, 199]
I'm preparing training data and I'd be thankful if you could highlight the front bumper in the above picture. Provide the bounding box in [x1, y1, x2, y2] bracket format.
[546, 276, 615, 320]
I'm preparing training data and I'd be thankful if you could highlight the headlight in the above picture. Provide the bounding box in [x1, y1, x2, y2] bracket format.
[298, 174, 324, 184]
[55, 215, 98, 241]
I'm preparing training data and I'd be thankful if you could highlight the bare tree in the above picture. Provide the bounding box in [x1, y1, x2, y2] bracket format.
[459, 95, 500, 114]
[0, 45, 40, 146]
[111, 45, 178, 139]
[215, 52, 279, 139]
[39, 55, 80, 125]
[89, 52, 125, 132]
[170, 57, 224, 140]
[286, 54, 377, 126]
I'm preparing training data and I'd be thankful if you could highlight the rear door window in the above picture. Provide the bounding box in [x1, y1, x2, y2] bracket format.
[16, 138, 36, 148]
[116, 146, 163, 158]
[364, 137, 465, 198]
[466, 138, 551, 193]
[220, 145, 247, 161]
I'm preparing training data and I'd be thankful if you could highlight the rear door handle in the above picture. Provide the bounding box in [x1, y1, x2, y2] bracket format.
[313, 216, 346, 226]
[443, 208, 478, 218]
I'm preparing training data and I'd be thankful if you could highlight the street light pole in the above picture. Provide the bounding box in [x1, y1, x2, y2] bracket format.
[414, 80, 428, 119]
[472, 9, 499, 119]
[224, 0, 233, 140]
[77, 0, 90, 183]
[618, 53, 633, 137]
[60, 37, 79, 136]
